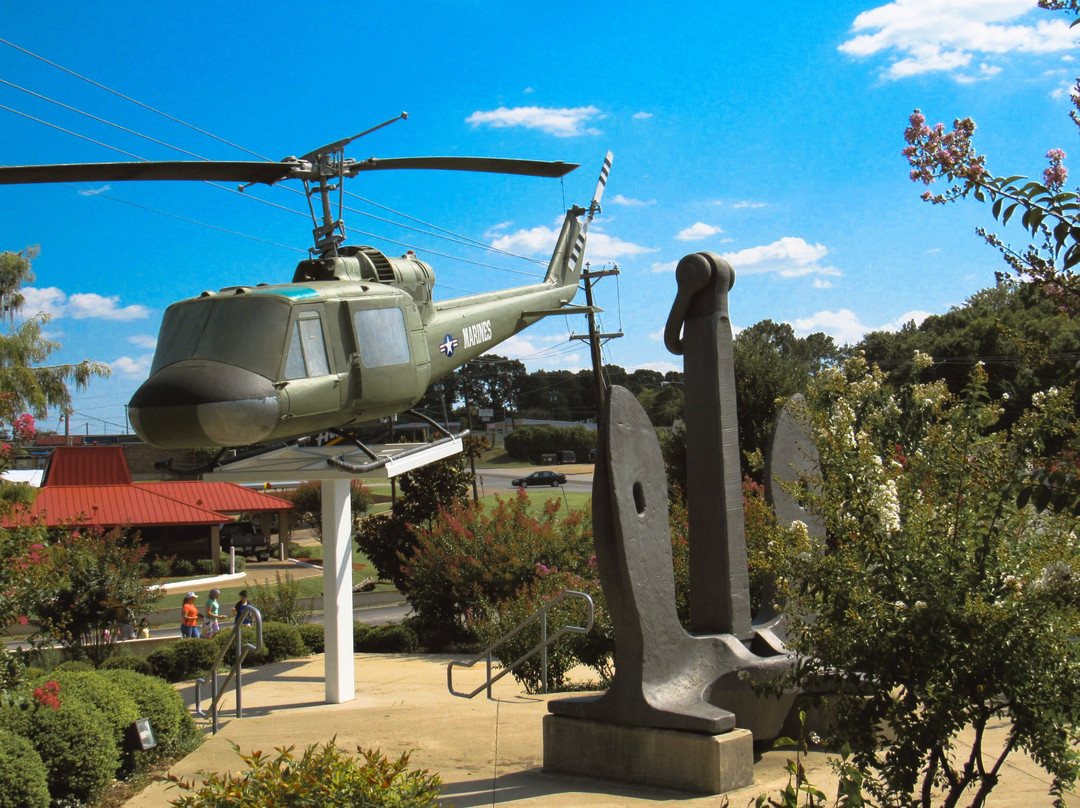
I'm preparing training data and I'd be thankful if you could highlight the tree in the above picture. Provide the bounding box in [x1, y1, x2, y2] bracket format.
[901, 2, 1080, 313]
[19, 526, 163, 664]
[732, 319, 838, 475]
[354, 455, 472, 593]
[0, 247, 110, 418]
[773, 355, 1080, 807]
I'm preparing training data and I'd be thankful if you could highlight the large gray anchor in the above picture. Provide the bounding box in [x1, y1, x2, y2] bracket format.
[550, 252, 808, 738]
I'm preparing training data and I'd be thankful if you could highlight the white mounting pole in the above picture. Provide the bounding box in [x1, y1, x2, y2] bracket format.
[322, 479, 354, 703]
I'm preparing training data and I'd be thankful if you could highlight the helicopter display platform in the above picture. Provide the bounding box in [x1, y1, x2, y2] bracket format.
[204, 436, 464, 483]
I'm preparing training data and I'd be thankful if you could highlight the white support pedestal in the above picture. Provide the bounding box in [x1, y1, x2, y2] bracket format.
[322, 478, 354, 703]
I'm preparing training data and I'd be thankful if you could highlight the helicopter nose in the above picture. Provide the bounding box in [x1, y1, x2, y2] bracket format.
[128, 361, 280, 448]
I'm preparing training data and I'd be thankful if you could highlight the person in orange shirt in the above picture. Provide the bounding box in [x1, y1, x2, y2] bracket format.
[181, 592, 201, 638]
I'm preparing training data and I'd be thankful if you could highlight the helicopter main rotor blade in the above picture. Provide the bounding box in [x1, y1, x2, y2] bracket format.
[0, 161, 299, 186]
[349, 156, 578, 178]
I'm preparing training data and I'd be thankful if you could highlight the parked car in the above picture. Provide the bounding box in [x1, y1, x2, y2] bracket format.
[511, 470, 568, 488]
[220, 521, 272, 562]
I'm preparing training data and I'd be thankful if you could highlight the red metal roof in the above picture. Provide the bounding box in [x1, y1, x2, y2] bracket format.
[5, 485, 228, 528]
[4, 446, 291, 530]
[137, 481, 293, 514]
[42, 446, 131, 486]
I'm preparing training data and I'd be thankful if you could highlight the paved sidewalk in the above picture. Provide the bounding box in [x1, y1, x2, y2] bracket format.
[126, 654, 1078, 807]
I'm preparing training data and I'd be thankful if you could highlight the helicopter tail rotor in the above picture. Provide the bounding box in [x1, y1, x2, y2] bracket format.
[543, 151, 613, 290]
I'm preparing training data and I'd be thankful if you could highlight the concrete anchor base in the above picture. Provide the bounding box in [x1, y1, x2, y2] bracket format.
[542, 714, 754, 795]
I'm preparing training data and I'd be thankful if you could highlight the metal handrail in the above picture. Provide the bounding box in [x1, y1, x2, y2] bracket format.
[193, 605, 263, 733]
[447, 589, 594, 699]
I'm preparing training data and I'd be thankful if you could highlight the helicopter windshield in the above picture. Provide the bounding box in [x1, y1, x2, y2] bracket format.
[151, 296, 291, 379]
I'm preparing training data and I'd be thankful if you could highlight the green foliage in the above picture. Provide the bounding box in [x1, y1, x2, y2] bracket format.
[775, 355, 1080, 806]
[503, 424, 597, 462]
[354, 624, 419, 654]
[36, 670, 138, 765]
[0, 692, 119, 805]
[0, 726, 49, 808]
[356, 455, 472, 592]
[167, 741, 442, 808]
[99, 668, 202, 763]
[353, 620, 372, 651]
[259, 621, 307, 663]
[733, 320, 838, 478]
[148, 637, 220, 682]
[19, 525, 162, 665]
[281, 480, 370, 540]
[403, 490, 592, 643]
[250, 570, 312, 625]
[99, 653, 153, 676]
[298, 622, 325, 654]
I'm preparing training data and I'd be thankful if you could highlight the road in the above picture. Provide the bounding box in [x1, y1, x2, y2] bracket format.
[475, 465, 594, 495]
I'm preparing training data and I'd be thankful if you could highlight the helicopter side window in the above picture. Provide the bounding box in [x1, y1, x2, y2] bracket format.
[284, 312, 330, 379]
[353, 306, 411, 368]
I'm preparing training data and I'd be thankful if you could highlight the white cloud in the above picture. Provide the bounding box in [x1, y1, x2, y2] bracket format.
[77, 184, 110, 196]
[629, 359, 680, 374]
[491, 224, 655, 263]
[465, 106, 604, 137]
[813, 278, 834, 289]
[840, 0, 1077, 81]
[128, 334, 157, 349]
[732, 201, 769, 209]
[649, 260, 679, 274]
[721, 236, 841, 280]
[632, 111, 653, 120]
[792, 308, 932, 346]
[66, 293, 149, 321]
[109, 355, 153, 377]
[20, 287, 149, 321]
[677, 222, 724, 241]
[611, 194, 655, 207]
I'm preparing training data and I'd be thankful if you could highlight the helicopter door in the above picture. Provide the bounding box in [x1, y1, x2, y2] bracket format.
[280, 309, 339, 424]
[348, 303, 421, 414]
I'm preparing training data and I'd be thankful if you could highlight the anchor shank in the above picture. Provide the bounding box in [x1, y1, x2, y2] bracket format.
[671, 252, 752, 638]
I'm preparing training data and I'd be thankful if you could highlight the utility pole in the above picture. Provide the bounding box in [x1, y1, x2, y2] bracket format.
[570, 263, 623, 415]
[461, 365, 479, 503]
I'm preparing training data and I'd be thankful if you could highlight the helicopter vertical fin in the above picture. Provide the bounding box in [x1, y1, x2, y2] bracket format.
[543, 151, 613, 290]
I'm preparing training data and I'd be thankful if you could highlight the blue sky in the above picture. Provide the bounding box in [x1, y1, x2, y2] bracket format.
[1, 0, 1077, 437]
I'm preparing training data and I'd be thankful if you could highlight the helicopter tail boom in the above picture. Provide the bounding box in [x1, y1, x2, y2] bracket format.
[542, 151, 613, 290]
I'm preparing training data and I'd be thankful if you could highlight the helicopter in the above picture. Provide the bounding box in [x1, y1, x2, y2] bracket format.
[0, 117, 613, 452]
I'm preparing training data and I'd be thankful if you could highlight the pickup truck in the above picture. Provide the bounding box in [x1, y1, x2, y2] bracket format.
[220, 522, 271, 562]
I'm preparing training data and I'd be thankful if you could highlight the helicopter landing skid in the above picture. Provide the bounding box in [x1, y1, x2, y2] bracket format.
[324, 410, 469, 475]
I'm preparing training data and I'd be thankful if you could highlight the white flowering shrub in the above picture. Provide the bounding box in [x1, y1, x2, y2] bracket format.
[774, 354, 1080, 807]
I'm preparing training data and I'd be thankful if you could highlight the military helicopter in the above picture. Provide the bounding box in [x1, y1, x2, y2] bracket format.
[0, 117, 612, 453]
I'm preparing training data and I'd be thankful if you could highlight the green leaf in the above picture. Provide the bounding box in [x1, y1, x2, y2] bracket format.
[1002, 203, 1020, 225]
[992, 197, 1004, 218]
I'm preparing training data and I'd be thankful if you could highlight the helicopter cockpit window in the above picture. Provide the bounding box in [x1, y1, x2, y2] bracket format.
[353, 306, 411, 368]
[284, 312, 331, 379]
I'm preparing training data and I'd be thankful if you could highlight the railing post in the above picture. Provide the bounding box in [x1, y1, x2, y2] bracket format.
[541, 611, 549, 695]
[486, 653, 493, 700]
[235, 626, 244, 718]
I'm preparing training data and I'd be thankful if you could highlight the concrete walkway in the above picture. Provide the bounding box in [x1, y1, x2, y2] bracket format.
[126, 653, 1078, 807]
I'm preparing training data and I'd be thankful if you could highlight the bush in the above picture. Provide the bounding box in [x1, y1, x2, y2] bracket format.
[36, 670, 138, 762]
[167, 741, 442, 807]
[100, 654, 153, 676]
[148, 638, 220, 683]
[0, 726, 49, 808]
[51, 660, 94, 673]
[260, 621, 307, 663]
[99, 668, 202, 763]
[404, 491, 593, 641]
[354, 624, 419, 654]
[250, 571, 312, 626]
[353, 621, 372, 651]
[298, 622, 325, 652]
[291, 544, 316, 559]
[174, 559, 196, 576]
[298, 623, 324, 655]
[150, 555, 175, 578]
[214, 626, 267, 667]
[0, 694, 119, 805]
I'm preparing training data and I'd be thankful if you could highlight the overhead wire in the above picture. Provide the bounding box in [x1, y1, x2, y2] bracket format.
[0, 44, 552, 278]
